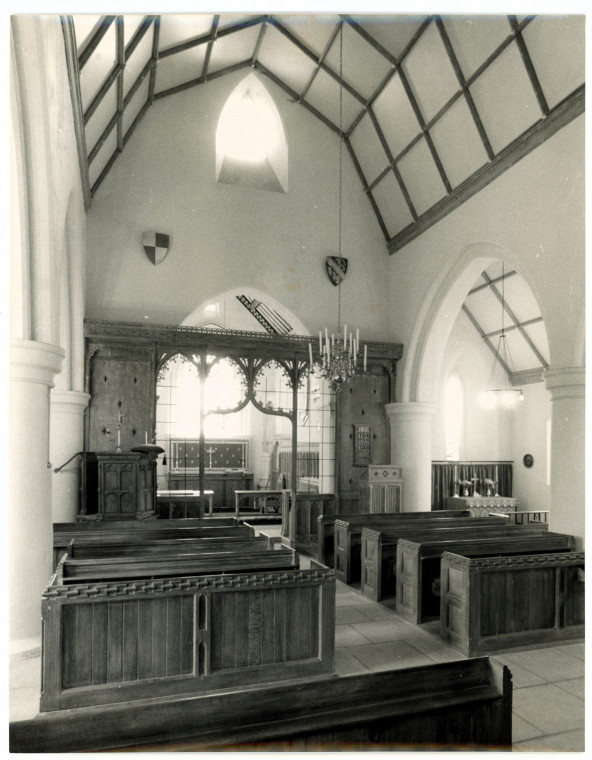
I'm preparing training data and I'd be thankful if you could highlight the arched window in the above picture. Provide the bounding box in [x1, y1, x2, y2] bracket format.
[216, 73, 288, 192]
[444, 373, 464, 461]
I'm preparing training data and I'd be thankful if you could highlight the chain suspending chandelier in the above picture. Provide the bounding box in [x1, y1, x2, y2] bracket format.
[309, 20, 366, 393]
[482, 263, 524, 409]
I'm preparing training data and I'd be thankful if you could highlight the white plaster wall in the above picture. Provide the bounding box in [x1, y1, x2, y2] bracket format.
[86, 69, 390, 339]
[510, 382, 552, 512]
[433, 310, 513, 461]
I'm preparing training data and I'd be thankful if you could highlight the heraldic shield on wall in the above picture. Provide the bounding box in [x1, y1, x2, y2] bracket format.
[142, 231, 170, 265]
[326, 256, 348, 286]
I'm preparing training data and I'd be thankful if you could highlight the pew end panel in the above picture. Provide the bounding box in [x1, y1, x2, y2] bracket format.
[16, 657, 512, 752]
[441, 551, 585, 656]
[397, 532, 576, 625]
[40, 565, 336, 712]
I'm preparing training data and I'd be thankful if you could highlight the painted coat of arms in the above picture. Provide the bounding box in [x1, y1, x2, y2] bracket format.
[325, 256, 348, 286]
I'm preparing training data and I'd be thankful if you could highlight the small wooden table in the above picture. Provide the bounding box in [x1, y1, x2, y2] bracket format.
[234, 490, 283, 518]
[157, 490, 214, 519]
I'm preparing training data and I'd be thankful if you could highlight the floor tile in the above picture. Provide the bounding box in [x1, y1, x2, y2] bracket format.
[555, 677, 585, 700]
[335, 624, 372, 647]
[513, 728, 585, 752]
[512, 683, 585, 734]
[498, 648, 584, 682]
[350, 618, 420, 643]
[556, 641, 586, 661]
[334, 648, 370, 677]
[511, 713, 544, 743]
[351, 603, 397, 621]
[489, 655, 546, 688]
[9, 686, 40, 722]
[9, 655, 41, 690]
[403, 633, 466, 664]
[347, 640, 433, 672]
[336, 605, 375, 624]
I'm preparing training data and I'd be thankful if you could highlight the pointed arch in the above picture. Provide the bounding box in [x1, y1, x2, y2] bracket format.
[402, 241, 550, 404]
[216, 73, 288, 193]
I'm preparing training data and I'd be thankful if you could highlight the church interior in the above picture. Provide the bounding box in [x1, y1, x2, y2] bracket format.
[8, 11, 585, 753]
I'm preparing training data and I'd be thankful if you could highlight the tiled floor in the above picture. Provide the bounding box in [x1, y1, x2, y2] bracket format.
[9, 529, 586, 753]
[332, 579, 585, 752]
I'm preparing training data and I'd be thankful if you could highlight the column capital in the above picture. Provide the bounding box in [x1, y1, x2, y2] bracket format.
[544, 366, 585, 400]
[385, 401, 437, 422]
[50, 389, 90, 415]
[10, 339, 64, 387]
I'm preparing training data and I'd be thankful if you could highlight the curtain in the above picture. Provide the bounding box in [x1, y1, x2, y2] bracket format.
[431, 462, 513, 510]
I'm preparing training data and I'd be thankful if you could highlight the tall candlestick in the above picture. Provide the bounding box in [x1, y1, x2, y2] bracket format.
[309, 342, 313, 366]
[344, 324, 347, 344]
[363, 344, 367, 372]
[145, 430, 148, 444]
[319, 331, 322, 353]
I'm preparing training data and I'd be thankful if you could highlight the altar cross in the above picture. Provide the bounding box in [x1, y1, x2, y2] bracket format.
[206, 446, 217, 469]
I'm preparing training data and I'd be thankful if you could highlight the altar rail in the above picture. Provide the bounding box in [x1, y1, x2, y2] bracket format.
[441, 551, 584, 656]
[40, 561, 335, 711]
[14, 658, 511, 752]
[281, 491, 336, 549]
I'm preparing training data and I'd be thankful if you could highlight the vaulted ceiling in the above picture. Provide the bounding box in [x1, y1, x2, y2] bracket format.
[61, 12, 582, 382]
[64, 13, 584, 254]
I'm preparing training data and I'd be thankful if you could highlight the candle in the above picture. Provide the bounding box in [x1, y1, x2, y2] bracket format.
[344, 324, 347, 344]
[331, 333, 334, 348]
[318, 331, 322, 353]
[308, 342, 313, 366]
[363, 344, 367, 372]
[356, 328, 359, 349]
[145, 430, 148, 444]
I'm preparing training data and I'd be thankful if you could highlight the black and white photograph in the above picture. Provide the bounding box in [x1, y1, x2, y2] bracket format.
[6, 2, 587, 754]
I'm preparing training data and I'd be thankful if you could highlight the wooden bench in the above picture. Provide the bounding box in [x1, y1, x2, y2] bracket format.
[15, 657, 511, 751]
[441, 550, 585, 656]
[66, 533, 273, 559]
[157, 490, 214, 518]
[58, 545, 299, 582]
[317, 509, 470, 568]
[234, 489, 283, 517]
[396, 530, 576, 624]
[335, 514, 508, 585]
[39, 557, 335, 713]
[360, 520, 548, 602]
[281, 491, 337, 550]
[54, 523, 254, 568]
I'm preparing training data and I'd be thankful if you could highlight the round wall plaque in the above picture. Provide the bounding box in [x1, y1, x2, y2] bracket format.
[523, 454, 534, 468]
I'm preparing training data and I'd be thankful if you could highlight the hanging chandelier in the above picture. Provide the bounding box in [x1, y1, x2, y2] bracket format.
[481, 263, 524, 409]
[308, 20, 366, 393]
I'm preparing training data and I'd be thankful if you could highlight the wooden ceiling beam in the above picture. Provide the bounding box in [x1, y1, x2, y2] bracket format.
[83, 62, 123, 124]
[124, 16, 157, 62]
[78, 15, 116, 70]
[462, 304, 513, 377]
[435, 16, 495, 161]
[60, 16, 91, 211]
[388, 85, 584, 254]
[508, 15, 550, 117]
[344, 140, 391, 242]
[116, 18, 124, 151]
[482, 272, 549, 368]
[148, 16, 160, 103]
[201, 15, 219, 81]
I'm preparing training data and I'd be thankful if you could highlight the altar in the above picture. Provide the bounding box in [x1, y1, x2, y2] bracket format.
[446, 495, 518, 517]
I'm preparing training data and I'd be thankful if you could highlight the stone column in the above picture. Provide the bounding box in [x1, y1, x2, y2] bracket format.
[9, 339, 64, 652]
[386, 402, 436, 512]
[544, 367, 585, 549]
[50, 390, 90, 524]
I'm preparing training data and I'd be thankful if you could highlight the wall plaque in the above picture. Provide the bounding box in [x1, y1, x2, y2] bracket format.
[353, 424, 371, 466]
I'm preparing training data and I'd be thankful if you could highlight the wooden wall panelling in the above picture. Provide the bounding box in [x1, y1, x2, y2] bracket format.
[337, 370, 390, 503]
[86, 343, 156, 452]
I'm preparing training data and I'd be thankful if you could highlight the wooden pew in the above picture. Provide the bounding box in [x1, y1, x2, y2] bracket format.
[59, 545, 299, 582]
[67, 533, 273, 559]
[441, 550, 585, 656]
[360, 520, 548, 602]
[317, 509, 470, 568]
[335, 514, 508, 585]
[396, 530, 576, 624]
[40, 558, 335, 713]
[53, 522, 253, 568]
[281, 491, 336, 550]
[15, 657, 511, 751]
